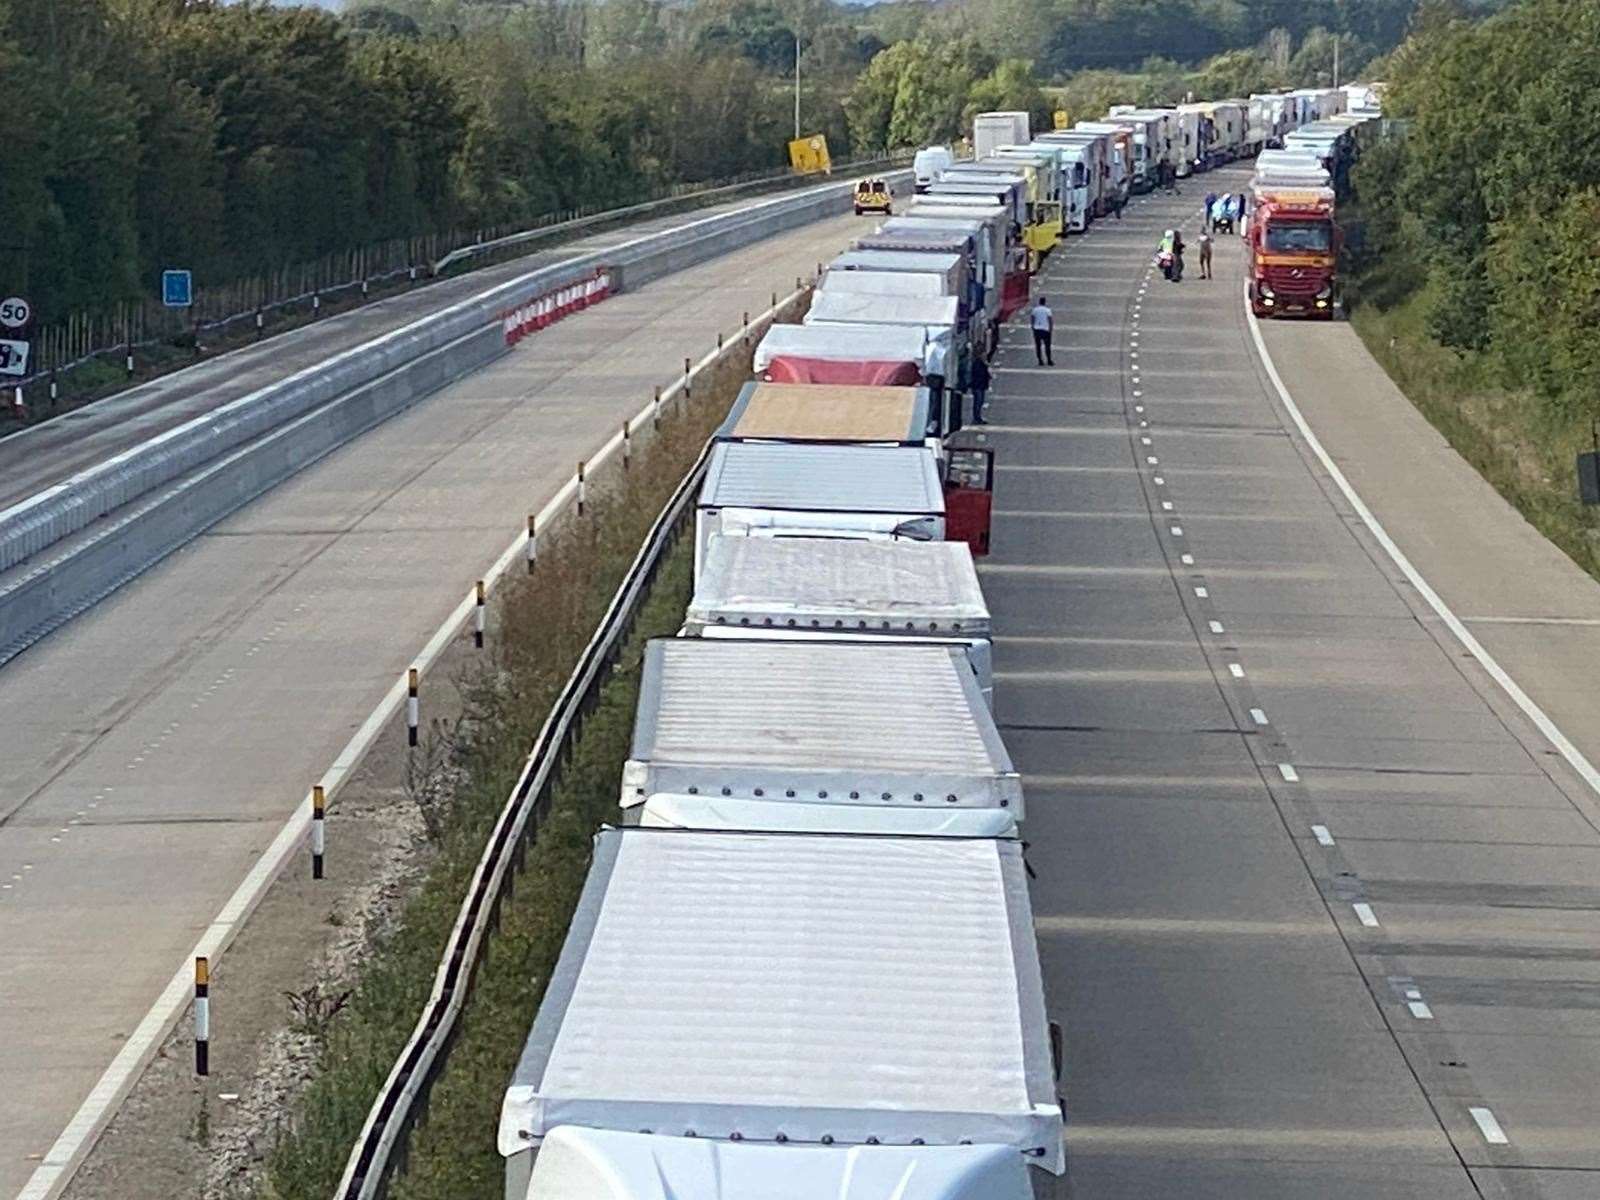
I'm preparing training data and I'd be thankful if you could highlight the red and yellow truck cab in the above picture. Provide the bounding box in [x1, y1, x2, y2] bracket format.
[1247, 186, 1340, 318]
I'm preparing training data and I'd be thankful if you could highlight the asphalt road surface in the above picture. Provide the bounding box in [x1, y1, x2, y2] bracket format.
[0, 210, 864, 1199]
[977, 174, 1600, 1199]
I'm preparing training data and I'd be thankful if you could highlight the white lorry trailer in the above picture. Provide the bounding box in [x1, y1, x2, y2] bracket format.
[753, 321, 942, 387]
[498, 827, 1065, 1198]
[694, 440, 946, 579]
[972, 110, 1031, 160]
[685, 533, 993, 697]
[620, 638, 1020, 828]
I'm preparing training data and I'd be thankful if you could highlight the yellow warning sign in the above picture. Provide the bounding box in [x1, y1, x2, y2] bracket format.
[788, 135, 832, 175]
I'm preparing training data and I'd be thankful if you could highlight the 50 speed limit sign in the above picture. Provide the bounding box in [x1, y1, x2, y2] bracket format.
[0, 297, 31, 330]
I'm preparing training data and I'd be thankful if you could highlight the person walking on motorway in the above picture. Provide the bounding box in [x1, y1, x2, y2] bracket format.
[1203, 191, 1217, 231]
[1030, 296, 1054, 366]
[1198, 229, 1214, 279]
[970, 353, 992, 424]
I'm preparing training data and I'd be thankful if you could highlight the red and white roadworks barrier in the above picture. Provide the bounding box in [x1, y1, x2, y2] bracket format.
[502, 268, 614, 346]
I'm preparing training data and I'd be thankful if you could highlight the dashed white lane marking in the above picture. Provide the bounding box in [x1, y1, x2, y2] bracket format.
[1194, 585, 1208, 597]
[1139, 420, 1149, 428]
[1180, 553, 1194, 565]
[1353, 902, 1380, 927]
[1229, 662, 1246, 678]
[1141, 436, 1152, 445]
[1170, 526, 1184, 537]
[1208, 619, 1224, 633]
[1277, 762, 1298, 781]
[1247, 308, 1600, 831]
[1250, 707, 1268, 725]
[1146, 456, 1159, 465]
[1469, 1107, 1509, 1145]
[1154, 475, 1165, 486]
[1312, 824, 1334, 846]
[1161, 500, 1174, 511]
[1408, 999, 1435, 1020]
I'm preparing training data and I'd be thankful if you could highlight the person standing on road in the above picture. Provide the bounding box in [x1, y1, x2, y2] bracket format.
[970, 353, 992, 424]
[1030, 296, 1054, 366]
[1198, 229, 1213, 279]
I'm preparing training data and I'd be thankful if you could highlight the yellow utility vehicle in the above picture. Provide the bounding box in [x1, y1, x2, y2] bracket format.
[853, 178, 893, 216]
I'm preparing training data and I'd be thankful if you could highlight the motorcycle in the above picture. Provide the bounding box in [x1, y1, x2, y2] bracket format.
[1157, 248, 1184, 282]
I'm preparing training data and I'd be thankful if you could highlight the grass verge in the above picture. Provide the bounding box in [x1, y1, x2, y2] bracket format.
[1347, 260, 1600, 584]
[391, 539, 691, 1200]
[255, 319, 777, 1199]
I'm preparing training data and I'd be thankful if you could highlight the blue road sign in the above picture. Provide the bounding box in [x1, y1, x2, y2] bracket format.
[162, 270, 193, 308]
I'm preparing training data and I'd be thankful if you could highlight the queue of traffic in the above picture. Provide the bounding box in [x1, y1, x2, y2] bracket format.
[492, 81, 1386, 1200]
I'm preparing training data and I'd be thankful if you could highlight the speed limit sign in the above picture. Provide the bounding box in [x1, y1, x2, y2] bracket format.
[0, 297, 30, 330]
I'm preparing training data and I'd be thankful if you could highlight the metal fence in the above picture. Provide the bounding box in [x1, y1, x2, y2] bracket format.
[11, 153, 907, 399]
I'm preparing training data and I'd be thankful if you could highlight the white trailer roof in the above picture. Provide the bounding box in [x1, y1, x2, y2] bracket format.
[521, 1128, 1032, 1200]
[700, 441, 945, 515]
[688, 534, 989, 635]
[639, 793, 1019, 838]
[830, 249, 963, 275]
[500, 828, 1060, 1167]
[622, 639, 1020, 811]
[753, 323, 931, 373]
[818, 270, 949, 298]
[806, 291, 961, 330]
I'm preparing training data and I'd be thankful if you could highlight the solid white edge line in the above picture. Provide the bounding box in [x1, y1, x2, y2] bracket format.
[1245, 304, 1600, 806]
[13, 289, 802, 1200]
[1468, 1105, 1509, 1145]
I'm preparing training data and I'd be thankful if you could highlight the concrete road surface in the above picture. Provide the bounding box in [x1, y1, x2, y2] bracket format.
[0, 183, 847, 511]
[0, 212, 863, 1198]
[975, 175, 1600, 1198]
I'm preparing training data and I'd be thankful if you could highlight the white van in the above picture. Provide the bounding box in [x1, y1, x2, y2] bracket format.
[912, 145, 954, 192]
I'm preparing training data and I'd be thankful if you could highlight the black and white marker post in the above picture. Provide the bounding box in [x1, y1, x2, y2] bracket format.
[526, 515, 538, 575]
[474, 580, 486, 648]
[194, 956, 210, 1076]
[407, 668, 420, 747]
[312, 784, 326, 880]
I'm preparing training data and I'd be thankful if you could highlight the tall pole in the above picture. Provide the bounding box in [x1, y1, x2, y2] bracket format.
[794, 33, 801, 140]
[1333, 37, 1341, 89]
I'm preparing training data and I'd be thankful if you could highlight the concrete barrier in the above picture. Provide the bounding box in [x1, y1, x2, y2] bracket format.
[0, 172, 906, 663]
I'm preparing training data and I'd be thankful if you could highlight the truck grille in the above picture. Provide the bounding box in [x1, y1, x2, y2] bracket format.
[1263, 264, 1324, 296]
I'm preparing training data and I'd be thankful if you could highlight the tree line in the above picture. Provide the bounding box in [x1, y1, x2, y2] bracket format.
[1353, 0, 1600, 418]
[0, 0, 883, 324]
[3, 0, 1431, 327]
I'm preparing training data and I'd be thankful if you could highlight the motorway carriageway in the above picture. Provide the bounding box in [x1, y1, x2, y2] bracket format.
[978, 172, 1600, 1199]
[0, 211, 863, 1200]
[0, 183, 848, 512]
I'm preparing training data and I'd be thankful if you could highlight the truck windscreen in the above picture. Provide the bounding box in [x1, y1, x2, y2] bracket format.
[1265, 220, 1332, 253]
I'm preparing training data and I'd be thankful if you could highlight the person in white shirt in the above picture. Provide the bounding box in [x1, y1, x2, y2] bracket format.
[1030, 297, 1054, 366]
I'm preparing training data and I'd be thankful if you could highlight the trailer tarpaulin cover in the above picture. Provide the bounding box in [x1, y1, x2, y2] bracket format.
[499, 829, 1062, 1169]
[764, 355, 922, 386]
[753, 322, 932, 381]
[805, 291, 960, 330]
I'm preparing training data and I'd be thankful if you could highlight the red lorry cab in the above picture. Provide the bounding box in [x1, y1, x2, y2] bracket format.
[1247, 187, 1340, 318]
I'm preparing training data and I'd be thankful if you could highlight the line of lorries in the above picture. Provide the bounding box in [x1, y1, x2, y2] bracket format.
[496, 214, 1055, 1200]
[490, 82, 1385, 1200]
[915, 82, 1380, 253]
